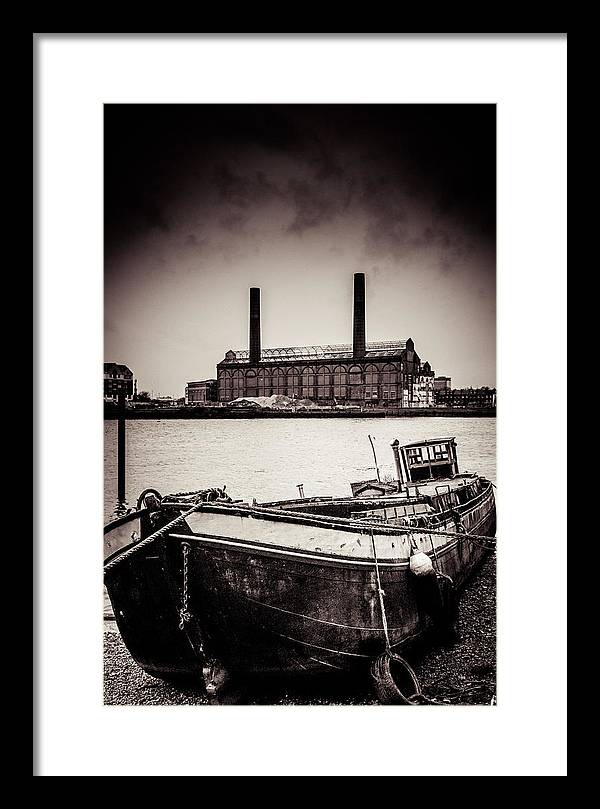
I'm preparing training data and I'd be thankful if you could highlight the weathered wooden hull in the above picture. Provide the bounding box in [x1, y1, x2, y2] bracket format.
[104, 482, 495, 682]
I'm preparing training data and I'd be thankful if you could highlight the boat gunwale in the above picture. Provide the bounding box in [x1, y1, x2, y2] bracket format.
[170, 478, 494, 538]
[170, 503, 494, 568]
[103, 507, 147, 534]
[103, 482, 494, 570]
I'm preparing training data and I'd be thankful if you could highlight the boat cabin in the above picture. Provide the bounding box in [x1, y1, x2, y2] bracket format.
[392, 437, 459, 487]
[349, 480, 399, 498]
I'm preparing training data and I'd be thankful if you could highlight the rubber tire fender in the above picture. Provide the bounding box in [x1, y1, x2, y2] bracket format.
[370, 652, 421, 705]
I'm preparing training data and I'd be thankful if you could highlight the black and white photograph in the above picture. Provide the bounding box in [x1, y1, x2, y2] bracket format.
[103, 103, 497, 706]
[35, 34, 567, 777]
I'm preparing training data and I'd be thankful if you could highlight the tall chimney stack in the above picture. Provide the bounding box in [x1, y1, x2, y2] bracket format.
[352, 272, 366, 358]
[249, 287, 261, 364]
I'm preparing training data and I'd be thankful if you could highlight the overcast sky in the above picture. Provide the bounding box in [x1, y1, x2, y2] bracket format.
[105, 104, 495, 396]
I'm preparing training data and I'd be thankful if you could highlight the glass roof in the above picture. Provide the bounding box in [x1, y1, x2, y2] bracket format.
[221, 340, 408, 363]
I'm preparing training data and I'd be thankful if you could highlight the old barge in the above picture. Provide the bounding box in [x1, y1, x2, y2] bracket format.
[104, 437, 496, 702]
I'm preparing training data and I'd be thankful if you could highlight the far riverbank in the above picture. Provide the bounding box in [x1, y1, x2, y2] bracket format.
[104, 404, 496, 420]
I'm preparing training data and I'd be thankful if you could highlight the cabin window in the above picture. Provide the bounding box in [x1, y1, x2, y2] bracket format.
[407, 448, 423, 465]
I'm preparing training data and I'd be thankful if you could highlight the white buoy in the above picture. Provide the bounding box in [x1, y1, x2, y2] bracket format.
[409, 550, 434, 577]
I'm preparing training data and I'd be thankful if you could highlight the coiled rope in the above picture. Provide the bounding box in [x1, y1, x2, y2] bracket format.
[161, 487, 231, 505]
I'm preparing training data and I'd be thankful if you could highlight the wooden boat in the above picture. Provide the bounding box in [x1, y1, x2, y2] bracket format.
[104, 437, 495, 701]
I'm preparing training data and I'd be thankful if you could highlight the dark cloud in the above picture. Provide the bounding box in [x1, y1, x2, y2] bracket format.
[219, 211, 248, 233]
[287, 178, 339, 234]
[307, 135, 345, 182]
[105, 103, 495, 269]
[184, 233, 209, 250]
[105, 105, 496, 394]
[138, 199, 170, 233]
[213, 164, 282, 210]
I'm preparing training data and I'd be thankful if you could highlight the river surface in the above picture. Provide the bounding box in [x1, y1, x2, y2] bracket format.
[104, 417, 495, 520]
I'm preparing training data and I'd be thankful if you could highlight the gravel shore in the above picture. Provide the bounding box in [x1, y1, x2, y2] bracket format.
[104, 553, 496, 706]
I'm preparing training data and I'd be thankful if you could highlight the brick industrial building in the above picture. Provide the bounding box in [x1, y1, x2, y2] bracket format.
[185, 379, 218, 404]
[216, 273, 435, 406]
[435, 386, 496, 409]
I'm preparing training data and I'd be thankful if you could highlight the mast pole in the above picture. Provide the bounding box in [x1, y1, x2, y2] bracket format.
[368, 434, 381, 482]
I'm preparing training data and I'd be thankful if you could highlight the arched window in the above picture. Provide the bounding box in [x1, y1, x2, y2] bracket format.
[301, 366, 316, 399]
[347, 365, 363, 401]
[378, 363, 398, 402]
[287, 368, 300, 397]
[333, 365, 348, 399]
[364, 364, 379, 400]
[272, 367, 286, 394]
[245, 369, 258, 397]
[220, 370, 233, 401]
[365, 364, 379, 385]
[381, 363, 398, 385]
[232, 369, 245, 398]
[258, 368, 272, 396]
[316, 366, 331, 399]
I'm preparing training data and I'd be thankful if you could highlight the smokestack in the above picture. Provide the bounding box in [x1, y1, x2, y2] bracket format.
[352, 272, 366, 358]
[249, 287, 261, 364]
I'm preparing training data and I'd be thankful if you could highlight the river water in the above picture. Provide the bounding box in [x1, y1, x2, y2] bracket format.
[104, 417, 495, 521]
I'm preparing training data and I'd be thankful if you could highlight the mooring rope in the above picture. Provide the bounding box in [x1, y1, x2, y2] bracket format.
[369, 528, 391, 653]
[368, 526, 493, 705]
[161, 498, 497, 546]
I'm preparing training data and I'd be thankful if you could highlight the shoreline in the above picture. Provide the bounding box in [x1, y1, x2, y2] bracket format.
[104, 406, 496, 420]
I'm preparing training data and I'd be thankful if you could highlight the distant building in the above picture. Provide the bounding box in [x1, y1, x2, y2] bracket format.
[216, 274, 435, 407]
[154, 396, 177, 407]
[104, 363, 135, 401]
[435, 387, 496, 409]
[185, 379, 218, 404]
[413, 362, 435, 407]
[434, 376, 452, 392]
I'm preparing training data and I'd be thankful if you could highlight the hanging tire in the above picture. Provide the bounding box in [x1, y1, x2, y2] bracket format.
[370, 652, 421, 705]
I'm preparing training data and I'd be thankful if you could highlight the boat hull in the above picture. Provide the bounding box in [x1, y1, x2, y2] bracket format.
[104, 483, 495, 682]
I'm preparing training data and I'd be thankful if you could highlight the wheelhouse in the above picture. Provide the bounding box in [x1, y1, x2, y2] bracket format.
[392, 437, 459, 487]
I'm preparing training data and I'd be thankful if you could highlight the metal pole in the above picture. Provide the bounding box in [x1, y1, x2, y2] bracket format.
[117, 388, 126, 504]
[368, 434, 381, 482]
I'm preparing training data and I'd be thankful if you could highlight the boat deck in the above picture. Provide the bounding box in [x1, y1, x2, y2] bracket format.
[181, 508, 414, 562]
[181, 489, 471, 563]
